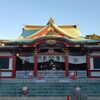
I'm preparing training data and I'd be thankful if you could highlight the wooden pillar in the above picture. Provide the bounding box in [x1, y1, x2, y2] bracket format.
[86, 51, 91, 78]
[34, 49, 38, 76]
[65, 49, 69, 77]
[12, 56, 16, 78]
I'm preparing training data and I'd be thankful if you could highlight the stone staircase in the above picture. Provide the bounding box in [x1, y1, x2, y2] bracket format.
[16, 71, 66, 79]
[0, 78, 100, 97]
[69, 71, 87, 79]
[16, 71, 87, 79]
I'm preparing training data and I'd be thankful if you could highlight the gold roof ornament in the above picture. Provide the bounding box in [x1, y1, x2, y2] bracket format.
[46, 40, 57, 45]
[85, 33, 100, 40]
[47, 18, 55, 25]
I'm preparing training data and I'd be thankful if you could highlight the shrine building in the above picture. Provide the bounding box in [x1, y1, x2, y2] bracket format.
[0, 18, 100, 78]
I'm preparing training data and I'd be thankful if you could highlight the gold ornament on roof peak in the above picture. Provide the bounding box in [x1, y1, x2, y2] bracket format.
[47, 18, 55, 25]
[49, 18, 54, 22]
[85, 33, 100, 40]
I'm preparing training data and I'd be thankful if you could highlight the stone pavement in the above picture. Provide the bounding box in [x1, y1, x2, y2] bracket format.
[0, 97, 99, 100]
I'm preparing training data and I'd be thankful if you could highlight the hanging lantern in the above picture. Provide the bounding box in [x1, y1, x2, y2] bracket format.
[1, 43, 5, 46]
[16, 53, 20, 56]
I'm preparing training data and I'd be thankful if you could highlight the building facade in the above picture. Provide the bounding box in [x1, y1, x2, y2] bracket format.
[0, 18, 100, 78]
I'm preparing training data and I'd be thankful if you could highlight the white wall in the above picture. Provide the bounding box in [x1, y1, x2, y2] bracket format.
[0, 52, 13, 56]
[90, 51, 100, 56]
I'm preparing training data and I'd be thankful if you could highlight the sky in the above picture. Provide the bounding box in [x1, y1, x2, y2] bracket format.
[0, 0, 100, 40]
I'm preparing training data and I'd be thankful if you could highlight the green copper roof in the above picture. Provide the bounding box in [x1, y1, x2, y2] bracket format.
[19, 29, 40, 38]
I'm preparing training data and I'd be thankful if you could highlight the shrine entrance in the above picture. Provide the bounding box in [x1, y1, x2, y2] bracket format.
[37, 55, 65, 70]
[37, 55, 65, 78]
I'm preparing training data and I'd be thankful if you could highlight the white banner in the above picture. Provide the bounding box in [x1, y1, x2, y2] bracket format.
[19, 55, 86, 64]
[68, 55, 86, 64]
[19, 56, 34, 63]
[19, 55, 65, 63]
[38, 55, 65, 62]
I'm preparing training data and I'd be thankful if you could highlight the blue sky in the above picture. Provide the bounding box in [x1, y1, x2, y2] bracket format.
[0, 0, 100, 40]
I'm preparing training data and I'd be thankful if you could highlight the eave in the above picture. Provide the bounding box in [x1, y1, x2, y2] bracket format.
[5, 36, 100, 46]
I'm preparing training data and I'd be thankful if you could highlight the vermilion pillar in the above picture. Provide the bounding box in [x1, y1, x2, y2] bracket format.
[34, 52, 38, 76]
[65, 50, 69, 77]
[86, 51, 91, 78]
[12, 56, 16, 78]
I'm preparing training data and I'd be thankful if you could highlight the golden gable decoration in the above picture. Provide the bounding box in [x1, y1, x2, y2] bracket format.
[85, 33, 100, 40]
